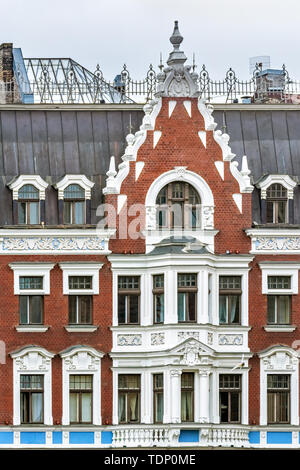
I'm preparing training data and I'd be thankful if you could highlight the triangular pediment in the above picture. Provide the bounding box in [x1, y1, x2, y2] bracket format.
[169, 337, 215, 366]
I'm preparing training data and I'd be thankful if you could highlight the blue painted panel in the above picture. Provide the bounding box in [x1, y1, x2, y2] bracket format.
[267, 432, 292, 444]
[52, 432, 63, 444]
[20, 432, 46, 445]
[101, 431, 113, 444]
[249, 431, 260, 444]
[69, 432, 94, 445]
[179, 430, 199, 443]
[0, 432, 13, 444]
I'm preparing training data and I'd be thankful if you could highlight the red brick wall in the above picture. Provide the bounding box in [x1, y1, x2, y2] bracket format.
[248, 255, 300, 424]
[107, 97, 252, 254]
[0, 254, 112, 425]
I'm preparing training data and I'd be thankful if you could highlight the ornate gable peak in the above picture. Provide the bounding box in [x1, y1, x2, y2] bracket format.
[155, 21, 199, 98]
[172, 338, 214, 366]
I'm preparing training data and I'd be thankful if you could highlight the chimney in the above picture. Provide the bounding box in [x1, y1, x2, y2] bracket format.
[0, 43, 15, 104]
[0, 43, 14, 83]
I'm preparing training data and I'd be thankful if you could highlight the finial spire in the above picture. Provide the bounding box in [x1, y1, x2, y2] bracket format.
[167, 20, 187, 68]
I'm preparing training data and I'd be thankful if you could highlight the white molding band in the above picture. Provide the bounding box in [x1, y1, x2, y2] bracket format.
[246, 229, 300, 254]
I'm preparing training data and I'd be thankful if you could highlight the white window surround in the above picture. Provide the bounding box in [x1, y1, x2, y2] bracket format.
[217, 270, 249, 327]
[54, 175, 95, 200]
[256, 175, 297, 199]
[215, 369, 249, 425]
[60, 346, 104, 425]
[259, 262, 300, 295]
[9, 262, 55, 295]
[8, 175, 49, 200]
[144, 168, 215, 231]
[259, 345, 299, 426]
[59, 262, 103, 295]
[10, 346, 54, 426]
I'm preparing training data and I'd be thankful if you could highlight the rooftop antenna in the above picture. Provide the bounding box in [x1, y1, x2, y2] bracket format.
[158, 52, 163, 72]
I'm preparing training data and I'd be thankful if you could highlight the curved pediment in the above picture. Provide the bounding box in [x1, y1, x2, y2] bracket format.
[169, 338, 215, 366]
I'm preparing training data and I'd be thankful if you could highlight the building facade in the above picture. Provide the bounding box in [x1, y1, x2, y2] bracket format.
[0, 23, 300, 448]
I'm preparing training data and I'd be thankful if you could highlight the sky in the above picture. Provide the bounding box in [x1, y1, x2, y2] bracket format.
[1, 0, 300, 82]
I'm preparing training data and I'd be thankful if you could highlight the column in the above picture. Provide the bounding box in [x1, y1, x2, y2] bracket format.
[170, 369, 182, 423]
[199, 369, 210, 423]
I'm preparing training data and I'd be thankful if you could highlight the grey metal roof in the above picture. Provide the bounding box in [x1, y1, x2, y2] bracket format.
[0, 104, 300, 226]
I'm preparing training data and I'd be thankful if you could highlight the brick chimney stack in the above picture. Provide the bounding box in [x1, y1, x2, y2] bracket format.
[0, 43, 14, 82]
[0, 43, 15, 103]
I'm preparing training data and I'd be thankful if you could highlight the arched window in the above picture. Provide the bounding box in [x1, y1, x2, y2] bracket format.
[63, 184, 85, 225]
[18, 184, 40, 225]
[156, 182, 201, 229]
[266, 184, 288, 224]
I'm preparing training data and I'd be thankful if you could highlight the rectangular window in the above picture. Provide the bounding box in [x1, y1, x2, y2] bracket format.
[63, 201, 85, 225]
[219, 374, 241, 423]
[69, 375, 93, 424]
[267, 375, 290, 424]
[19, 296, 43, 324]
[181, 372, 194, 422]
[69, 276, 93, 290]
[18, 201, 39, 225]
[153, 275, 164, 323]
[118, 375, 140, 424]
[219, 276, 241, 325]
[177, 274, 197, 323]
[20, 375, 44, 424]
[267, 276, 291, 325]
[153, 374, 164, 423]
[19, 276, 43, 290]
[118, 276, 140, 324]
[68, 296, 92, 324]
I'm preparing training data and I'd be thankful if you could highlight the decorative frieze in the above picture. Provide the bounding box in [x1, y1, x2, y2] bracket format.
[117, 335, 142, 346]
[218, 334, 243, 346]
[1, 235, 107, 253]
[254, 237, 300, 252]
[151, 333, 165, 345]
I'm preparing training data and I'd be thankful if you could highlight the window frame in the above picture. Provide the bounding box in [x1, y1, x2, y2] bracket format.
[267, 374, 290, 424]
[177, 273, 197, 323]
[63, 184, 86, 225]
[19, 294, 44, 325]
[153, 373, 164, 424]
[17, 184, 40, 225]
[156, 182, 201, 230]
[181, 372, 194, 423]
[219, 275, 242, 325]
[69, 374, 93, 425]
[118, 374, 141, 424]
[20, 374, 44, 424]
[68, 294, 93, 325]
[266, 184, 288, 224]
[153, 274, 164, 324]
[118, 276, 140, 325]
[219, 374, 241, 424]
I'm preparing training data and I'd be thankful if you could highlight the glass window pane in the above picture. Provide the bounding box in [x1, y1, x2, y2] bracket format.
[18, 202, 26, 224]
[219, 295, 227, 324]
[188, 292, 196, 321]
[81, 393, 92, 422]
[78, 296, 92, 324]
[230, 392, 240, 422]
[68, 296, 77, 323]
[29, 202, 39, 224]
[30, 296, 43, 324]
[229, 295, 240, 324]
[74, 201, 85, 224]
[178, 292, 185, 321]
[20, 296, 28, 324]
[154, 293, 164, 323]
[64, 184, 85, 199]
[69, 276, 92, 290]
[118, 295, 126, 324]
[18, 185, 39, 199]
[278, 296, 290, 324]
[155, 393, 163, 423]
[20, 276, 43, 290]
[220, 392, 229, 423]
[129, 295, 139, 323]
[31, 393, 43, 423]
[63, 201, 72, 224]
[181, 391, 193, 422]
[118, 393, 126, 423]
[267, 296, 276, 323]
[128, 393, 139, 422]
[70, 393, 79, 423]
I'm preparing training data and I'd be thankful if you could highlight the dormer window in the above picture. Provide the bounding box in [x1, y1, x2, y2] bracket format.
[54, 175, 94, 226]
[63, 184, 85, 225]
[18, 185, 40, 225]
[8, 175, 48, 226]
[256, 175, 297, 225]
[266, 184, 288, 224]
[156, 182, 201, 229]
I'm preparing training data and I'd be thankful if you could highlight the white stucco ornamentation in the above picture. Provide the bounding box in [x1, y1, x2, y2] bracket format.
[117, 335, 142, 346]
[60, 346, 104, 426]
[11, 346, 55, 426]
[218, 334, 243, 346]
[151, 333, 165, 345]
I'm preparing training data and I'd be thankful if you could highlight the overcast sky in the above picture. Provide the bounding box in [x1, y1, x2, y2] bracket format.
[2, 0, 300, 81]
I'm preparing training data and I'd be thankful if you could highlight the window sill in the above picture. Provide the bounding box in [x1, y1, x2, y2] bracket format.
[264, 325, 296, 332]
[15, 325, 49, 333]
[64, 325, 99, 333]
